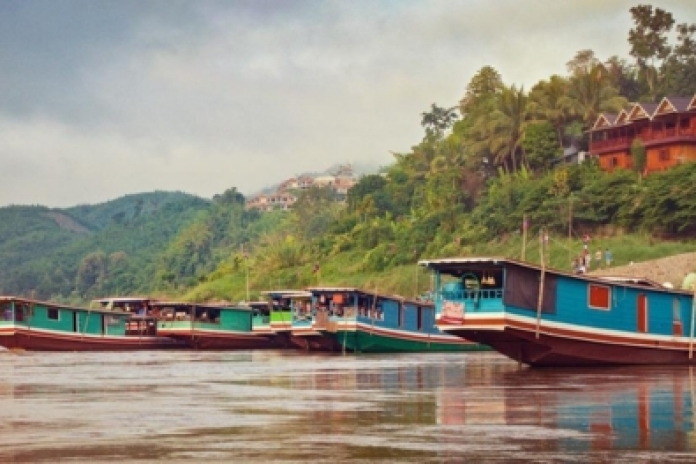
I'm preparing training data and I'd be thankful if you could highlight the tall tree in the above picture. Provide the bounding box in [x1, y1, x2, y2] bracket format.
[421, 104, 459, 139]
[459, 65, 503, 114]
[604, 55, 643, 102]
[628, 5, 675, 98]
[567, 49, 600, 75]
[487, 85, 531, 173]
[529, 75, 573, 147]
[567, 64, 628, 128]
[661, 22, 696, 95]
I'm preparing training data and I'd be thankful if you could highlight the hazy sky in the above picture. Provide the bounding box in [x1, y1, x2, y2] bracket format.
[1, 0, 693, 207]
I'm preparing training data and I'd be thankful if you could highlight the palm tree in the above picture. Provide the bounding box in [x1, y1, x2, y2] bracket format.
[487, 85, 531, 173]
[528, 75, 574, 147]
[566, 64, 628, 128]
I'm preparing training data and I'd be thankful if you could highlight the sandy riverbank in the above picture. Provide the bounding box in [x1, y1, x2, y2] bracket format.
[589, 252, 696, 288]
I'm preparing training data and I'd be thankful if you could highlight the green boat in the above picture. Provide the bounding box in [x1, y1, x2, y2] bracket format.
[1, 296, 182, 351]
[306, 287, 490, 353]
[147, 300, 275, 349]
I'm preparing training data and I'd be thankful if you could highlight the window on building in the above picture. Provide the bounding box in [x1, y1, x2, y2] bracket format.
[611, 157, 618, 167]
[659, 150, 670, 162]
[47, 307, 60, 320]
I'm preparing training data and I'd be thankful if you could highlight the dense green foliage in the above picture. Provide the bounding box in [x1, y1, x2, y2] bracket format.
[0, 193, 211, 301]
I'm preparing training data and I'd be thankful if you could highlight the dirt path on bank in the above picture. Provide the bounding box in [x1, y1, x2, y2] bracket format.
[588, 252, 696, 288]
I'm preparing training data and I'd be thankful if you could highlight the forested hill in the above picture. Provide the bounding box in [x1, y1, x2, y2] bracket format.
[0, 191, 213, 301]
[65, 191, 201, 231]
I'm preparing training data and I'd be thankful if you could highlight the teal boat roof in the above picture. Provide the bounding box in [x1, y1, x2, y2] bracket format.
[149, 301, 252, 311]
[2, 296, 131, 316]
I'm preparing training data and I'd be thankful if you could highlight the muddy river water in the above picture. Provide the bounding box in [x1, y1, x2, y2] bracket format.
[1, 349, 696, 463]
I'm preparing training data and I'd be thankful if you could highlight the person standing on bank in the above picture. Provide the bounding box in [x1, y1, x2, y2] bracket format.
[604, 248, 613, 267]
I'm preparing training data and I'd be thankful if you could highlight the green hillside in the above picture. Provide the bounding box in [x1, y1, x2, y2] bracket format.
[0, 192, 211, 301]
[65, 191, 199, 231]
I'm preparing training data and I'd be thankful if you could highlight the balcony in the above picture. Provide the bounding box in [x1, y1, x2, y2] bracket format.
[591, 127, 696, 154]
[435, 288, 504, 314]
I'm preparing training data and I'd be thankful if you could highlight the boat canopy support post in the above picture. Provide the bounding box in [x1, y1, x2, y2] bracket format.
[690, 292, 696, 359]
[535, 229, 546, 339]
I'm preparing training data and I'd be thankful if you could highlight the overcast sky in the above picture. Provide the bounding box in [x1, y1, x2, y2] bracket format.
[1, 0, 693, 207]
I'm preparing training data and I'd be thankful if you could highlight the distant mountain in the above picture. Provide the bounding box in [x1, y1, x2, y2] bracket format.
[0, 191, 212, 299]
[65, 191, 204, 231]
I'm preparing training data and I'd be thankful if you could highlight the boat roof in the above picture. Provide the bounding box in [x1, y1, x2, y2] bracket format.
[92, 296, 151, 304]
[304, 287, 433, 307]
[1, 296, 131, 315]
[594, 275, 665, 288]
[149, 300, 251, 311]
[260, 290, 312, 298]
[419, 256, 690, 294]
[419, 256, 508, 267]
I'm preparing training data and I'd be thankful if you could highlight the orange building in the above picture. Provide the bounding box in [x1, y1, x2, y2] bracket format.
[589, 94, 696, 174]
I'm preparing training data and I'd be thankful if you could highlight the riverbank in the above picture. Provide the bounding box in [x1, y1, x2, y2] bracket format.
[589, 252, 696, 288]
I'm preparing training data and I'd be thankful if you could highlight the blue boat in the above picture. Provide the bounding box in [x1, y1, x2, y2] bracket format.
[306, 286, 487, 353]
[419, 256, 696, 366]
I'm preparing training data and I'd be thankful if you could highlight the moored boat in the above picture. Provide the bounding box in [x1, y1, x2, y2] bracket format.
[261, 290, 341, 351]
[0, 296, 182, 351]
[306, 286, 488, 353]
[420, 256, 696, 367]
[147, 300, 275, 350]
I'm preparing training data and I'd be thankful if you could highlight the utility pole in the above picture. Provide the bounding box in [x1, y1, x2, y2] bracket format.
[568, 196, 573, 267]
[242, 244, 250, 302]
[522, 214, 528, 261]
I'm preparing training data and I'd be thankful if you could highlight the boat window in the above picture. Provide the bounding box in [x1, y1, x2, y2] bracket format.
[47, 307, 60, 320]
[397, 303, 403, 327]
[1, 302, 12, 321]
[588, 284, 611, 310]
[673, 298, 681, 323]
[417, 306, 423, 330]
[503, 266, 557, 313]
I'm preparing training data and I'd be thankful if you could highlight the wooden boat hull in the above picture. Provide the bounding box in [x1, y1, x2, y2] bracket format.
[0, 327, 183, 351]
[289, 332, 343, 352]
[157, 328, 277, 350]
[446, 320, 696, 367]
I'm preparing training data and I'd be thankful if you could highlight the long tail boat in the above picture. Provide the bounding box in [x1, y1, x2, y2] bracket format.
[147, 300, 275, 349]
[419, 256, 696, 367]
[305, 286, 488, 353]
[0, 296, 182, 351]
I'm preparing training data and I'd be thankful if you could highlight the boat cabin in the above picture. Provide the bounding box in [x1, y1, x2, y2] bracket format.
[305, 287, 437, 334]
[91, 297, 158, 336]
[2, 296, 131, 337]
[149, 301, 253, 332]
[260, 290, 313, 331]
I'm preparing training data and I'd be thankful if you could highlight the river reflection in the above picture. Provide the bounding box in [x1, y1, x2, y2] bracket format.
[1, 350, 695, 462]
